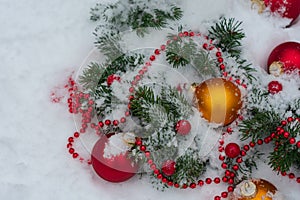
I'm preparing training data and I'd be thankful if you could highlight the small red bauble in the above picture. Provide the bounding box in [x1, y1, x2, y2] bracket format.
[225, 143, 240, 158]
[267, 42, 300, 76]
[91, 134, 138, 183]
[175, 120, 191, 135]
[107, 74, 121, 86]
[264, 0, 300, 22]
[268, 81, 283, 94]
[162, 160, 176, 176]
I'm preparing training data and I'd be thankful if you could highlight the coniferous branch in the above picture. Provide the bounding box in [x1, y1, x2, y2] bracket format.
[79, 62, 105, 91]
[90, 1, 183, 37]
[208, 18, 245, 59]
[193, 49, 218, 76]
[171, 149, 207, 185]
[239, 109, 281, 141]
[166, 37, 197, 68]
[94, 33, 123, 60]
[268, 122, 300, 172]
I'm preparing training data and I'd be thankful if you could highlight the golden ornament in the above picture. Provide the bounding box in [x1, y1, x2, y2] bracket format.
[194, 78, 242, 126]
[231, 179, 278, 200]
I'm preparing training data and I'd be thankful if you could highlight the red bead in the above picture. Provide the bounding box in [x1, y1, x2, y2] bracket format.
[162, 160, 176, 176]
[135, 139, 142, 146]
[296, 141, 300, 148]
[154, 169, 159, 174]
[220, 64, 225, 70]
[140, 145, 146, 151]
[98, 121, 104, 127]
[281, 120, 287, 126]
[216, 52, 222, 57]
[174, 183, 180, 188]
[222, 176, 228, 182]
[230, 172, 235, 178]
[72, 153, 79, 158]
[221, 192, 228, 198]
[232, 165, 239, 171]
[228, 178, 234, 184]
[183, 31, 189, 36]
[205, 178, 212, 184]
[225, 143, 240, 158]
[297, 177, 300, 183]
[289, 173, 295, 179]
[203, 43, 208, 49]
[68, 137, 74, 143]
[175, 120, 191, 135]
[168, 181, 173, 186]
[107, 74, 120, 86]
[113, 120, 119, 126]
[189, 32, 195, 37]
[281, 171, 287, 176]
[228, 186, 234, 192]
[149, 55, 156, 61]
[249, 141, 255, 147]
[69, 148, 75, 154]
[105, 120, 111, 126]
[147, 159, 153, 165]
[162, 178, 167, 183]
[182, 184, 188, 189]
[157, 174, 162, 179]
[129, 87, 135, 93]
[219, 155, 225, 161]
[218, 57, 223, 63]
[214, 196, 221, 200]
[145, 151, 151, 158]
[198, 180, 204, 186]
[160, 45, 166, 51]
[154, 49, 160, 55]
[284, 131, 290, 138]
[120, 117, 126, 123]
[225, 170, 231, 177]
[214, 177, 221, 184]
[236, 157, 243, 163]
[190, 183, 196, 189]
[289, 138, 296, 144]
[125, 111, 130, 116]
[257, 139, 263, 145]
[287, 117, 294, 122]
[243, 145, 250, 151]
[221, 163, 227, 169]
[67, 143, 72, 148]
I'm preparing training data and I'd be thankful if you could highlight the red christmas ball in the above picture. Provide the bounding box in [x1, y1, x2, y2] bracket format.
[175, 120, 191, 135]
[225, 143, 240, 158]
[162, 160, 176, 176]
[264, 0, 300, 22]
[91, 134, 138, 182]
[107, 74, 121, 86]
[268, 81, 283, 94]
[267, 41, 300, 76]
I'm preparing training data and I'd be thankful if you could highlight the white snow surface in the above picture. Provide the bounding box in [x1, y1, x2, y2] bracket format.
[1, 0, 300, 200]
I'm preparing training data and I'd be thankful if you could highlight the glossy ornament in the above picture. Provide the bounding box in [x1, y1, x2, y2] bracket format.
[194, 78, 242, 126]
[231, 179, 278, 200]
[267, 41, 300, 76]
[268, 81, 283, 94]
[91, 134, 138, 183]
[175, 120, 191, 135]
[225, 143, 241, 158]
[252, 0, 300, 24]
[162, 160, 176, 176]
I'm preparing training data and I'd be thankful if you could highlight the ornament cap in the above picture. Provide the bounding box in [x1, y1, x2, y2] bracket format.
[269, 61, 283, 77]
[240, 181, 257, 198]
[251, 0, 266, 14]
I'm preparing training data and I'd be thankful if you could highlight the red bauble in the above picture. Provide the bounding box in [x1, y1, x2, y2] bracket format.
[91, 134, 138, 182]
[264, 0, 300, 22]
[268, 81, 283, 94]
[225, 143, 240, 158]
[267, 41, 300, 76]
[107, 74, 121, 86]
[162, 160, 176, 176]
[175, 120, 191, 135]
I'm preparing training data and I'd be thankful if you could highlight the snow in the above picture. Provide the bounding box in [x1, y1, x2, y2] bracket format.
[1, 0, 300, 200]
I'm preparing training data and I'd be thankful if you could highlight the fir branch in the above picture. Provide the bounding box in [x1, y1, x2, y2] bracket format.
[193, 49, 218, 76]
[166, 37, 197, 68]
[171, 149, 207, 184]
[90, 1, 183, 37]
[78, 62, 104, 90]
[239, 109, 281, 141]
[268, 121, 300, 172]
[208, 18, 245, 59]
[94, 32, 123, 60]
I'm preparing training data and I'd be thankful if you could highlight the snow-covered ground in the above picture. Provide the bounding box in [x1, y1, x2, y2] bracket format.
[1, 0, 300, 199]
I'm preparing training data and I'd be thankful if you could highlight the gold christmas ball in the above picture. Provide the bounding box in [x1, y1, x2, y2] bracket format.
[231, 179, 278, 200]
[194, 78, 242, 126]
